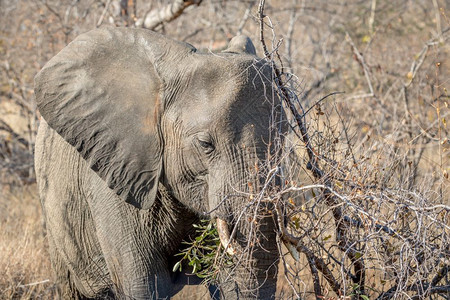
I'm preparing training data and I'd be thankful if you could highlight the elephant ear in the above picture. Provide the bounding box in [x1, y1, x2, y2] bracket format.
[223, 35, 256, 55]
[34, 27, 195, 209]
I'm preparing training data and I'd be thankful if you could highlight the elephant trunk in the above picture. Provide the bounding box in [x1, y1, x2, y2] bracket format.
[211, 146, 280, 299]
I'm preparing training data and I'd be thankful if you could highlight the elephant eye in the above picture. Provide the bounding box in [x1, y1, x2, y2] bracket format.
[197, 135, 215, 154]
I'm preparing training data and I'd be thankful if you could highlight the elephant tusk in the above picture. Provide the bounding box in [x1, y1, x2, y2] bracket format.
[216, 218, 237, 256]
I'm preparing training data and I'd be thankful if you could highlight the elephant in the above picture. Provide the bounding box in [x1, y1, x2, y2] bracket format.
[34, 26, 288, 299]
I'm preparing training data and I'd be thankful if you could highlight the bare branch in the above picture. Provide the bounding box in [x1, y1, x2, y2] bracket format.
[135, 0, 202, 30]
[96, 0, 112, 27]
[345, 32, 374, 96]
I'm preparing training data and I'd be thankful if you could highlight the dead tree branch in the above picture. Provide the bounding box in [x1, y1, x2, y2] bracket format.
[135, 0, 202, 30]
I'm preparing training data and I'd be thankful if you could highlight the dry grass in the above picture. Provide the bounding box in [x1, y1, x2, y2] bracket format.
[0, 185, 56, 299]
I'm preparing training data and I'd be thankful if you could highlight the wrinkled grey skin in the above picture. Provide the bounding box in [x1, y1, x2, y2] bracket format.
[34, 27, 285, 299]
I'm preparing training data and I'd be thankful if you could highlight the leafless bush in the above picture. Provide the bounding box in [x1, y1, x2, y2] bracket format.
[253, 1, 449, 298]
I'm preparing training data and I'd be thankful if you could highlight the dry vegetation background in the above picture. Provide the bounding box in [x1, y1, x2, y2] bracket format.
[0, 0, 449, 299]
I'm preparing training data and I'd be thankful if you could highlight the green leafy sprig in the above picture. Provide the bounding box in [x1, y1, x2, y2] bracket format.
[172, 219, 232, 283]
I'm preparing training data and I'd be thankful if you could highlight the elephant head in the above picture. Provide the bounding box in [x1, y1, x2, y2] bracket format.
[35, 27, 286, 299]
